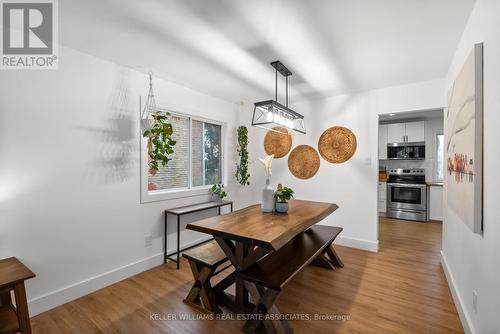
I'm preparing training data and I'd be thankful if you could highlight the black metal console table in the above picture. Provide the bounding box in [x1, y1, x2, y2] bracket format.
[164, 200, 233, 269]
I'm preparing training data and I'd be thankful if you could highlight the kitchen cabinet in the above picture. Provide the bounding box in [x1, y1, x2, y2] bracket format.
[429, 185, 443, 221]
[378, 124, 388, 159]
[378, 181, 387, 213]
[405, 121, 425, 142]
[386, 121, 425, 143]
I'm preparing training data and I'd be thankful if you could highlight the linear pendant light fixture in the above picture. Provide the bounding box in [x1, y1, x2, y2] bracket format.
[252, 61, 306, 134]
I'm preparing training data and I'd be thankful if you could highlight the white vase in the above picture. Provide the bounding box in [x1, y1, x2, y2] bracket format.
[261, 178, 275, 213]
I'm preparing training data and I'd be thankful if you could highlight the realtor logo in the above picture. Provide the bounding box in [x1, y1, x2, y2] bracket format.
[1, 0, 58, 69]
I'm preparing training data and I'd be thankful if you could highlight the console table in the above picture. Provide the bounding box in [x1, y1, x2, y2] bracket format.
[0, 257, 36, 334]
[164, 200, 233, 269]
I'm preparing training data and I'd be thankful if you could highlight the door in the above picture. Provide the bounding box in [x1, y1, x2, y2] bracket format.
[378, 124, 388, 159]
[387, 123, 406, 143]
[405, 121, 425, 142]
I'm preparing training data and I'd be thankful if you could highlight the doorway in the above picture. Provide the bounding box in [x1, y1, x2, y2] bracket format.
[377, 108, 444, 249]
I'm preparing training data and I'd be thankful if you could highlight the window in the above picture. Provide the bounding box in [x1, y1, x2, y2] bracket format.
[192, 120, 222, 186]
[436, 134, 444, 181]
[144, 110, 223, 199]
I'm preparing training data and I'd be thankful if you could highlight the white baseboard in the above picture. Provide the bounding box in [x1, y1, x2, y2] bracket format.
[440, 250, 475, 334]
[28, 236, 211, 317]
[334, 235, 379, 252]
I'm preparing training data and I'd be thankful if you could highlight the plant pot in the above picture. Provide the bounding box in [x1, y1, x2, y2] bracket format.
[275, 202, 288, 213]
[211, 194, 223, 203]
[148, 166, 158, 176]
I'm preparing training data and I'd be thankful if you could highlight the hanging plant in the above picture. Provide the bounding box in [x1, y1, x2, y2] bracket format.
[143, 112, 176, 175]
[235, 126, 250, 185]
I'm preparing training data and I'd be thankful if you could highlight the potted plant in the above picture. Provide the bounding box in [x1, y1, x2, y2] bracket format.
[211, 184, 227, 202]
[275, 184, 294, 213]
[143, 112, 176, 176]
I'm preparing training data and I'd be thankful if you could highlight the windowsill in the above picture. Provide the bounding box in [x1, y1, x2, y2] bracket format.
[141, 186, 212, 203]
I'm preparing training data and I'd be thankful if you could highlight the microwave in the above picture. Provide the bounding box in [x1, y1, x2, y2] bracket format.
[387, 142, 425, 160]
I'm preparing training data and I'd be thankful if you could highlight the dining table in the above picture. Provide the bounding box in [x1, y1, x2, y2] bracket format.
[186, 199, 339, 314]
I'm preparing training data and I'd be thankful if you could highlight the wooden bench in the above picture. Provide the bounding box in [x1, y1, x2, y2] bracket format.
[237, 225, 343, 333]
[182, 240, 229, 314]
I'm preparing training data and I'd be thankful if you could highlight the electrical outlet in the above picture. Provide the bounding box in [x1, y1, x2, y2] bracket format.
[145, 235, 153, 247]
[472, 290, 478, 313]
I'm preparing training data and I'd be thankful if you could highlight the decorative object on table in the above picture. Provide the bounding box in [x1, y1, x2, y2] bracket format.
[141, 73, 176, 175]
[446, 42, 483, 233]
[259, 154, 275, 212]
[318, 126, 357, 163]
[264, 126, 292, 158]
[252, 61, 306, 134]
[235, 126, 251, 186]
[288, 145, 320, 179]
[275, 184, 294, 213]
[210, 184, 227, 202]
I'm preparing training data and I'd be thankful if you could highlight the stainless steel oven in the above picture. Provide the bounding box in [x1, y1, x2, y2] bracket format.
[386, 168, 427, 221]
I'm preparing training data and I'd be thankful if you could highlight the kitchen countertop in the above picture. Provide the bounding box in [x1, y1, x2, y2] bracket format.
[427, 182, 443, 187]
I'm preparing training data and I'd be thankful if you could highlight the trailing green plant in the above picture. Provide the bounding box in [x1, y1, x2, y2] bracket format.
[276, 184, 294, 203]
[211, 183, 227, 200]
[143, 112, 176, 175]
[235, 126, 250, 185]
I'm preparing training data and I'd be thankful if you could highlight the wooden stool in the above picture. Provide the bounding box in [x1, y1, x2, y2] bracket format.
[0, 257, 36, 334]
[182, 240, 229, 314]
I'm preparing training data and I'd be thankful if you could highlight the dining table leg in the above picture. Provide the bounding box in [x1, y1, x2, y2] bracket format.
[235, 242, 251, 306]
[214, 236, 273, 312]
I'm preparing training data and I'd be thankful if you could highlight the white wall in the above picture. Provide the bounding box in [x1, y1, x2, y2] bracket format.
[0, 46, 241, 316]
[441, 0, 500, 333]
[239, 79, 445, 252]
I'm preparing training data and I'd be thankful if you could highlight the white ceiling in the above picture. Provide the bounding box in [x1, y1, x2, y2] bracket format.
[60, 0, 475, 103]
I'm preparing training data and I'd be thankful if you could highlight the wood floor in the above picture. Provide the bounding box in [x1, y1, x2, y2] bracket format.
[31, 217, 463, 333]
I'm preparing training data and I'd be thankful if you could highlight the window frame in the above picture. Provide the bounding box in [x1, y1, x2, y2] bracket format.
[140, 106, 225, 203]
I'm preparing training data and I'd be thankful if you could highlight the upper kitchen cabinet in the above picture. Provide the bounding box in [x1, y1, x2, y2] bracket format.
[387, 121, 425, 143]
[405, 121, 425, 142]
[378, 124, 388, 159]
[387, 123, 406, 143]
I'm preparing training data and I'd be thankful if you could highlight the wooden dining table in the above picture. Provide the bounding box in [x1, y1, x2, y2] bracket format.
[186, 199, 339, 313]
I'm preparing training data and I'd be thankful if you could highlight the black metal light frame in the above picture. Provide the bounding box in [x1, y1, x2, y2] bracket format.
[251, 61, 306, 134]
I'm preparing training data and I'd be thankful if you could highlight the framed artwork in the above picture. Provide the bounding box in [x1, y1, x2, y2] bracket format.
[446, 43, 483, 233]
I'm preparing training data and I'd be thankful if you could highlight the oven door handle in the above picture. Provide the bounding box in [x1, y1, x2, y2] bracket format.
[387, 183, 427, 188]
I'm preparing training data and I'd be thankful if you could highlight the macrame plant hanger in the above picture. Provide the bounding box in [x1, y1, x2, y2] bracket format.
[141, 72, 157, 133]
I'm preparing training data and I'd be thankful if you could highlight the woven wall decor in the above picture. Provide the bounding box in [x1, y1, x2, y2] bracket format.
[288, 145, 320, 179]
[318, 126, 357, 163]
[264, 126, 292, 158]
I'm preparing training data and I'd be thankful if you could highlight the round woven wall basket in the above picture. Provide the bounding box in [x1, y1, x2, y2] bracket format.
[318, 126, 357, 163]
[264, 126, 292, 158]
[288, 145, 320, 179]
